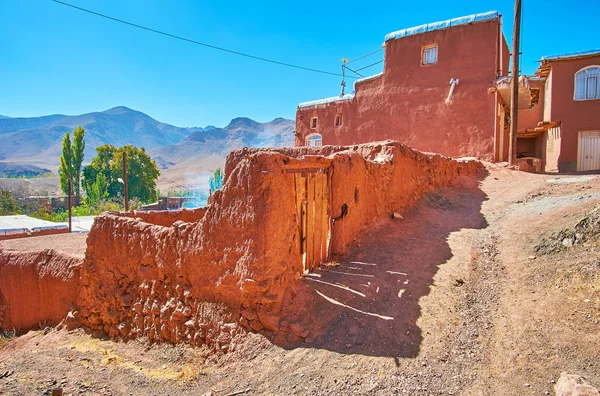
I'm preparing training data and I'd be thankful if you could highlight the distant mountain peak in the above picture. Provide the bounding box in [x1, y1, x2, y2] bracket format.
[103, 105, 136, 113]
[0, 114, 10, 119]
[226, 117, 260, 129]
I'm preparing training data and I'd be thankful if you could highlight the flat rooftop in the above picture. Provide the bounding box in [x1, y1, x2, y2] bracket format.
[1, 233, 88, 258]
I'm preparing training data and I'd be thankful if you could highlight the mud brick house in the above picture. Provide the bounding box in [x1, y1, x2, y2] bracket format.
[500, 50, 600, 172]
[296, 11, 600, 173]
[295, 11, 509, 161]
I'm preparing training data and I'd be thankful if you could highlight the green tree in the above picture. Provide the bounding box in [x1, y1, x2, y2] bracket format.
[85, 171, 109, 206]
[59, 132, 73, 195]
[82, 144, 160, 204]
[72, 126, 85, 198]
[209, 167, 223, 192]
[0, 191, 19, 215]
[59, 127, 85, 198]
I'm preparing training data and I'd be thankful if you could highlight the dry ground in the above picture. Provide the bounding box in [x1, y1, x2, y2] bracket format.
[1, 165, 599, 395]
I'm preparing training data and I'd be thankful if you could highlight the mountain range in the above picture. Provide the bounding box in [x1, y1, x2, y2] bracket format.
[0, 106, 294, 190]
[150, 117, 294, 168]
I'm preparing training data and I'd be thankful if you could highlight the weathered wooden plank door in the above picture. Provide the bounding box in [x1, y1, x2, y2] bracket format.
[292, 169, 330, 273]
[578, 131, 600, 172]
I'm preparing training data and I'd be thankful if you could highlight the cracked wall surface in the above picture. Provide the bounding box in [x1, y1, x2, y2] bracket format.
[1, 141, 481, 350]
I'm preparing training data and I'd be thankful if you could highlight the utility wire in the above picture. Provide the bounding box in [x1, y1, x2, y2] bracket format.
[346, 48, 383, 64]
[51, 0, 358, 79]
[158, 175, 195, 193]
[355, 59, 384, 72]
[344, 65, 365, 78]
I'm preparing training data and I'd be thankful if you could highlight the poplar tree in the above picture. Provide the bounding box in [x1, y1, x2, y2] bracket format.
[72, 126, 85, 198]
[59, 132, 73, 195]
[59, 127, 86, 198]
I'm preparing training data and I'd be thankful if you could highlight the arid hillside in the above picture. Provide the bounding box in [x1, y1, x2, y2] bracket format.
[0, 165, 599, 395]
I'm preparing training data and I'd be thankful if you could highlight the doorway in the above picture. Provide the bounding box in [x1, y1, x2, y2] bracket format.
[290, 168, 330, 272]
[578, 131, 600, 171]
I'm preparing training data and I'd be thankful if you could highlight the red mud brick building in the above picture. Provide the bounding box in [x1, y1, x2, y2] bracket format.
[295, 11, 509, 161]
[494, 50, 600, 172]
[531, 51, 600, 172]
[296, 12, 600, 172]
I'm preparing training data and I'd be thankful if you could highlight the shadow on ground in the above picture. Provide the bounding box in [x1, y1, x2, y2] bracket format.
[277, 171, 489, 358]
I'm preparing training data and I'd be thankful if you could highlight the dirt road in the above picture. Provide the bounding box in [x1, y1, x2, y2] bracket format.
[1, 165, 598, 395]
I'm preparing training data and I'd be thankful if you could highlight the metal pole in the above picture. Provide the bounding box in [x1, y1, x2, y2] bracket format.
[123, 151, 129, 212]
[508, 0, 522, 166]
[67, 178, 72, 233]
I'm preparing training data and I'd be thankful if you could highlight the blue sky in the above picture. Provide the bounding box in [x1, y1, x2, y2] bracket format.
[1, 0, 598, 127]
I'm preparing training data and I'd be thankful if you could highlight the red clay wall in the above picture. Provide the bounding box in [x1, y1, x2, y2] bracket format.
[118, 207, 208, 227]
[517, 80, 546, 133]
[0, 249, 81, 332]
[545, 55, 600, 171]
[296, 19, 504, 161]
[75, 141, 480, 348]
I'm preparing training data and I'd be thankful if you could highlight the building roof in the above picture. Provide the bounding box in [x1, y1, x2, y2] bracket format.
[384, 11, 499, 42]
[298, 94, 355, 109]
[353, 72, 383, 90]
[540, 49, 600, 63]
[298, 72, 385, 109]
[536, 49, 600, 77]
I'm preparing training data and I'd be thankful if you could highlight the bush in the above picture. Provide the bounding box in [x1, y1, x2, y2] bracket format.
[28, 197, 142, 222]
[0, 191, 19, 215]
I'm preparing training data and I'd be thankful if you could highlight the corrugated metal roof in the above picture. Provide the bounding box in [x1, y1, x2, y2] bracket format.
[540, 49, 600, 62]
[384, 11, 499, 42]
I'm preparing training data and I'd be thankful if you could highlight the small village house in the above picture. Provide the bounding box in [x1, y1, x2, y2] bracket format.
[295, 11, 600, 173]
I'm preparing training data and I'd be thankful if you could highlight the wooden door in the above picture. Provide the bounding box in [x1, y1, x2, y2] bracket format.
[578, 131, 600, 172]
[292, 169, 330, 273]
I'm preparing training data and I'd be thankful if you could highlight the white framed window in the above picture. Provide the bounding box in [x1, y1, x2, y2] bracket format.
[574, 66, 600, 100]
[310, 117, 318, 129]
[334, 113, 342, 127]
[307, 134, 322, 147]
[422, 44, 438, 65]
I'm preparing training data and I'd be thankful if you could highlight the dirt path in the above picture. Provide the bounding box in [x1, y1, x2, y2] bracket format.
[1, 166, 599, 395]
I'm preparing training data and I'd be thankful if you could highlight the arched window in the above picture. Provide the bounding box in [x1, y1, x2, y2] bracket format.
[575, 66, 600, 100]
[307, 134, 322, 147]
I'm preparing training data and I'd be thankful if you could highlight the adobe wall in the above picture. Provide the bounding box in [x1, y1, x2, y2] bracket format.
[117, 207, 208, 227]
[296, 19, 503, 161]
[546, 55, 600, 171]
[0, 249, 81, 332]
[517, 80, 546, 133]
[75, 141, 481, 348]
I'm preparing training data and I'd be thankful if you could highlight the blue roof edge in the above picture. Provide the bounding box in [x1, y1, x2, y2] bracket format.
[541, 49, 600, 62]
[384, 11, 499, 42]
[298, 94, 355, 109]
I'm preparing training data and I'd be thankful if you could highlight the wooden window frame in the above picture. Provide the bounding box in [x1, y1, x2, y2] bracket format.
[574, 66, 600, 101]
[306, 133, 322, 147]
[422, 44, 438, 66]
[310, 117, 318, 129]
[334, 113, 342, 127]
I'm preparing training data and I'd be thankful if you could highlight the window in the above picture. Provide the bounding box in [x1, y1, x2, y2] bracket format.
[422, 45, 438, 65]
[310, 117, 318, 129]
[575, 66, 600, 100]
[334, 113, 342, 127]
[307, 134, 322, 147]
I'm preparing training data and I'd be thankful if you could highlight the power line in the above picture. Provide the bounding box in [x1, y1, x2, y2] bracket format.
[346, 48, 383, 64]
[355, 59, 384, 72]
[344, 65, 365, 78]
[158, 175, 194, 193]
[51, 0, 358, 79]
